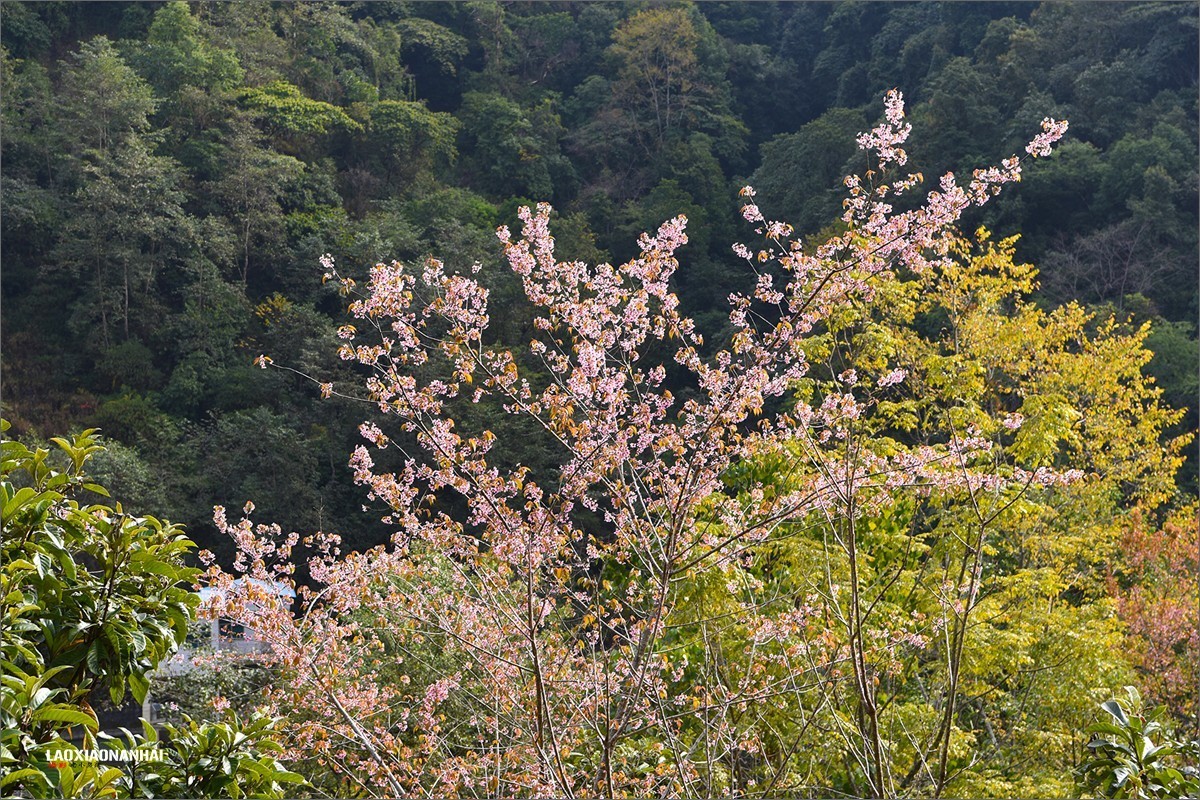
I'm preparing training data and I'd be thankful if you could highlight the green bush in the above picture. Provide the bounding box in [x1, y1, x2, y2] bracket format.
[1076, 688, 1200, 799]
[0, 421, 306, 798]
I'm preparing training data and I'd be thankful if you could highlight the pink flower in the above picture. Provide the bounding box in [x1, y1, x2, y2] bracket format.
[1002, 412, 1024, 430]
[1026, 118, 1069, 157]
[877, 368, 907, 388]
[856, 89, 912, 166]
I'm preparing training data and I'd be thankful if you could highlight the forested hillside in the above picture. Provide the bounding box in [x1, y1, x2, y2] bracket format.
[3, 3, 1198, 797]
[3, 1, 1195, 559]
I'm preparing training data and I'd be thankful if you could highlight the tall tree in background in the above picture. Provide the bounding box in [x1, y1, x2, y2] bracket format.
[56, 139, 191, 348]
[601, 6, 745, 172]
[57, 37, 156, 158]
[135, 0, 243, 102]
[609, 6, 701, 154]
[54, 37, 194, 352]
[210, 114, 304, 289]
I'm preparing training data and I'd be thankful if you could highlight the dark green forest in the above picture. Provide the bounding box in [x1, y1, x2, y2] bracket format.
[3, 0, 1197, 564]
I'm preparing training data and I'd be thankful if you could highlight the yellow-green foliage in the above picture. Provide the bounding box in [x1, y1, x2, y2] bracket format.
[656, 229, 1188, 797]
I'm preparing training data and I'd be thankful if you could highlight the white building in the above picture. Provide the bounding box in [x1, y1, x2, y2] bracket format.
[144, 578, 295, 721]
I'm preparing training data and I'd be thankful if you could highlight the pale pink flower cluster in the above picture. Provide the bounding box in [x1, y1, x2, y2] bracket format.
[1027, 117, 1070, 157]
[359, 421, 388, 448]
[1002, 412, 1025, 430]
[856, 88, 912, 166]
[417, 675, 460, 731]
[828, 98, 1068, 277]
[877, 368, 907, 388]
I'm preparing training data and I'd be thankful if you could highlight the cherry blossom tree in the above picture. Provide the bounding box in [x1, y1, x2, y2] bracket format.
[210, 91, 1073, 798]
[1108, 505, 1199, 726]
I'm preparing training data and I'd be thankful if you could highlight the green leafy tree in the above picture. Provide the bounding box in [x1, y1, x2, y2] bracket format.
[239, 80, 361, 158]
[606, 5, 745, 161]
[209, 115, 305, 288]
[195, 4, 289, 88]
[1, 47, 66, 325]
[671, 227, 1189, 797]
[508, 10, 580, 92]
[134, 1, 243, 99]
[0, 422, 305, 798]
[1, 424, 196, 792]
[58, 37, 156, 158]
[394, 14, 468, 97]
[55, 138, 192, 351]
[457, 91, 562, 199]
[95, 714, 304, 799]
[364, 98, 459, 193]
[1076, 688, 1200, 799]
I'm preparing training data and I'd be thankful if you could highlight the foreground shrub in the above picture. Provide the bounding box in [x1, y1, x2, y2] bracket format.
[0, 423, 304, 798]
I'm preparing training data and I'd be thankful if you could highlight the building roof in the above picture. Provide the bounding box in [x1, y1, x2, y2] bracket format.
[197, 577, 296, 601]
